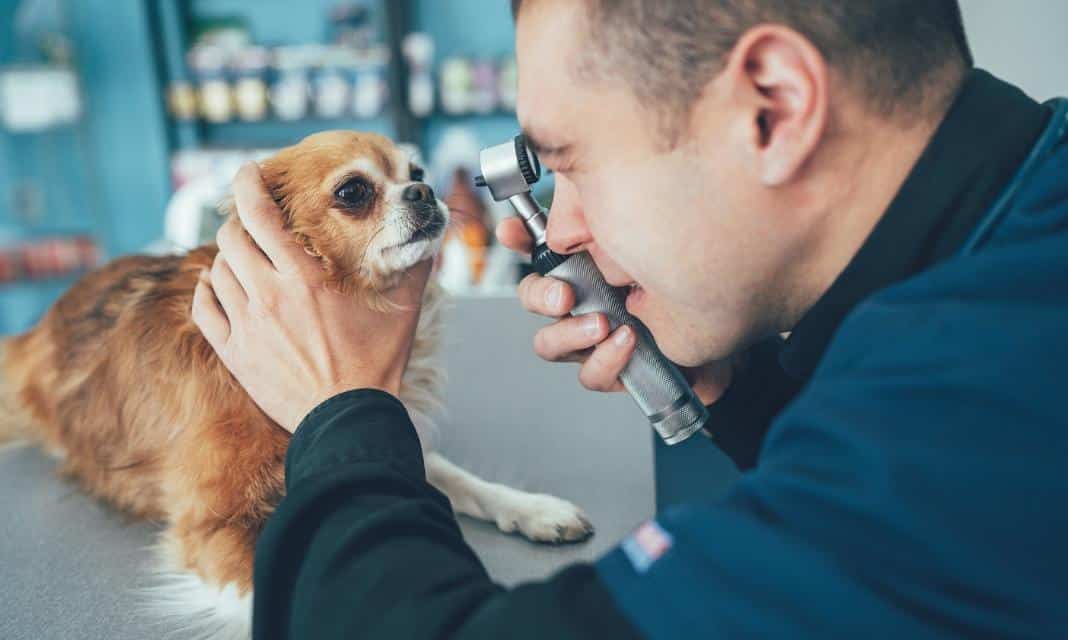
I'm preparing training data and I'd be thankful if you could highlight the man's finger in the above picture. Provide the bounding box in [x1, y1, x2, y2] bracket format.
[517, 273, 575, 317]
[495, 217, 534, 255]
[210, 253, 248, 319]
[216, 215, 275, 301]
[191, 272, 231, 351]
[533, 313, 609, 362]
[231, 163, 316, 276]
[577, 325, 635, 393]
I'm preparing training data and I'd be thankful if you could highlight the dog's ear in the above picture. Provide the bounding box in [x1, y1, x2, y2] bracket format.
[257, 159, 296, 229]
[217, 162, 294, 226]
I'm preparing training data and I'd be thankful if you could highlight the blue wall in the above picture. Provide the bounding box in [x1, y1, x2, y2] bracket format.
[0, 0, 171, 334]
[67, 0, 171, 255]
[1, 0, 170, 254]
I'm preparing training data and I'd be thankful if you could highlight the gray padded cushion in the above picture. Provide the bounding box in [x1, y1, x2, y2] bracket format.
[0, 297, 655, 639]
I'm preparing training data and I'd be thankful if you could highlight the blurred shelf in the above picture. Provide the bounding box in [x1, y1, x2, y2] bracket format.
[181, 115, 396, 149]
[422, 110, 516, 122]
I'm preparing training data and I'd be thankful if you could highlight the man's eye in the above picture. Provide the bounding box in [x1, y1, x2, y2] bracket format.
[335, 178, 374, 208]
[409, 166, 425, 182]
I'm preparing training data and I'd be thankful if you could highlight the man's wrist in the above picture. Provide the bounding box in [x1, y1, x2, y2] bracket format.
[295, 383, 400, 434]
[286, 388, 423, 490]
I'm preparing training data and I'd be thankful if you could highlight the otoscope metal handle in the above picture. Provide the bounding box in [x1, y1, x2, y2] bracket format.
[537, 248, 709, 444]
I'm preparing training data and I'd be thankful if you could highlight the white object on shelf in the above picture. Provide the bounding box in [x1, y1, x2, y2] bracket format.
[402, 33, 435, 117]
[439, 58, 473, 115]
[160, 177, 226, 252]
[0, 66, 81, 132]
[159, 149, 275, 253]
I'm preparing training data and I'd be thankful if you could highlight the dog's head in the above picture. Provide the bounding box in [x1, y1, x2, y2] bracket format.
[242, 130, 448, 298]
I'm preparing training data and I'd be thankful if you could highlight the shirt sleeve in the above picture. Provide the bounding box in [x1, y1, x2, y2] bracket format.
[703, 337, 802, 470]
[251, 389, 642, 640]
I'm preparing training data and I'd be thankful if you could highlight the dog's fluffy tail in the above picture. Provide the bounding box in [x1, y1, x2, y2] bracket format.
[0, 337, 29, 445]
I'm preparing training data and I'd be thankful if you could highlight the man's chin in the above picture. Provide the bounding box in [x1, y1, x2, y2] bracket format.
[640, 309, 738, 368]
[638, 317, 702, 367]
[656, 337, 707, 368]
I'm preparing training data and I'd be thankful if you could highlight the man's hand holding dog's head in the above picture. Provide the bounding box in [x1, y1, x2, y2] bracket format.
[192, 163, 432, 433]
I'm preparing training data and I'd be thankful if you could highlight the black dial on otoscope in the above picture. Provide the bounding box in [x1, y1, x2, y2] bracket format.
[531, 242, 570, 276]
[514, 134, 541, 185]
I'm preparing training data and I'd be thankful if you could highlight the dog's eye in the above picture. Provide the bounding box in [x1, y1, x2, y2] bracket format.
[335, 177, 374, 208]
[409, 165, 425, 182]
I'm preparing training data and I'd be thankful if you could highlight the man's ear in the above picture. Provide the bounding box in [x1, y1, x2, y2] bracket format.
[723, 25, 829, 186]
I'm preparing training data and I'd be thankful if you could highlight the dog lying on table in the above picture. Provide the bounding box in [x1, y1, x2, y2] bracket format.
[0, 131, 592, 638]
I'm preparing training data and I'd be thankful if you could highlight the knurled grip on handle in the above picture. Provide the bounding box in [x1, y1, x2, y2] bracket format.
[542, 250, 709, 444]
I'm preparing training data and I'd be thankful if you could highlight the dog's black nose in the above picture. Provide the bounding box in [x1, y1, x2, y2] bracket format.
[403, 183, 435, 203]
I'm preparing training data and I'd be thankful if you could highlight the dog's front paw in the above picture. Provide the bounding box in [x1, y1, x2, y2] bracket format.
[496, 494, 594, 544]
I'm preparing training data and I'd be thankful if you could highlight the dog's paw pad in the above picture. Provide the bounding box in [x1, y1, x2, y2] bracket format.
[497, 494, 594, 544]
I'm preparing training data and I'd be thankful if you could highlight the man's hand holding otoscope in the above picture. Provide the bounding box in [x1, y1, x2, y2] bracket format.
[477, 136, 732, 444]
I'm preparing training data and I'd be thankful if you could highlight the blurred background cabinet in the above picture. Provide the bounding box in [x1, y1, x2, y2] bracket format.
[0, 0, 527, 335]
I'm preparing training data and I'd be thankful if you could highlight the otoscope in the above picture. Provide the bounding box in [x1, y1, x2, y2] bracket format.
[475, 135, 709, 445]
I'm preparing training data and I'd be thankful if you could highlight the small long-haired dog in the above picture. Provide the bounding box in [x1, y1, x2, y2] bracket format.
[0, 131, 592, 638]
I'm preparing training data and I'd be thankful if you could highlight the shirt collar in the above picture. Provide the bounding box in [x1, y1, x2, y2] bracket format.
[779, 69, 1051, 379]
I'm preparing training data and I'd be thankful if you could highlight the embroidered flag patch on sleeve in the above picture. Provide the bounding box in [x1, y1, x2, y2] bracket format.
[621, 519, 674, 573]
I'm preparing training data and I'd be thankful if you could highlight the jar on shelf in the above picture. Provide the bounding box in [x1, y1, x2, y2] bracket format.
[352, 47, 390, 119]
[402, 33, 435, 118]
[166, 80, 198, 121]
[188, 44, 234, 123]
[439, 57, 473, 115]
[231, 46, 271, 121]
[498, 57, 518, 112]
[314, 47, 352, 119]
[270, 46, 311, 121]
[471, 59, 499, 114]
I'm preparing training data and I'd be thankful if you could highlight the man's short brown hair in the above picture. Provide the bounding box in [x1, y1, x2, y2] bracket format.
[513, 0, 972, 133]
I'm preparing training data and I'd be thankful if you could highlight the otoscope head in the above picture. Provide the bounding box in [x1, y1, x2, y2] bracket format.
[474, 135, 541, 201]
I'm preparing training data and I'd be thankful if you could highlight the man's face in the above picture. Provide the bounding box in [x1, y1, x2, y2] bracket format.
[515, 1, 796, 366]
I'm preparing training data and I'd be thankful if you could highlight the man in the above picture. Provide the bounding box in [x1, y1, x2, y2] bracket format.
[192, 0, 1068, 637]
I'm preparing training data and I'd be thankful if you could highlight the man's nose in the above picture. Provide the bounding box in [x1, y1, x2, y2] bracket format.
[545, 176, 592, 255]
[403, 183, 435, 203]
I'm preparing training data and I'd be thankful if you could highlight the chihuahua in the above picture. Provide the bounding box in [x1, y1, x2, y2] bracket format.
[0, 131, 592, 638]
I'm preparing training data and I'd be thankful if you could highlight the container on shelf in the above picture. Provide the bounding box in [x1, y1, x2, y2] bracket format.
[166, 80, 198, 121]
[498, 57, 518, 111]
[352, 47, 390, 119]
[402, 33, 435, 118]
[470, 59, 499, 114]
[0, 235, 99, 284]
[314, 46, 353, 119]
[189, 44, 234, 123]
[439, 57, 473, 115]
[231, 46, 271, 122]
[270, 46, 312, 122]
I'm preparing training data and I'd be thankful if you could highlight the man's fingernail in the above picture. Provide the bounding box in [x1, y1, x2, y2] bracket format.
[546, 283, 562, 310]
[583, 315, 600, 337]
[614, 326, 632, 346]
